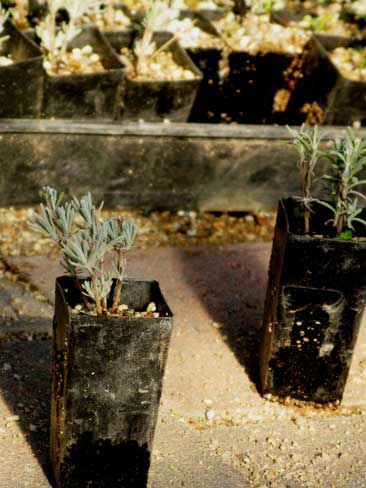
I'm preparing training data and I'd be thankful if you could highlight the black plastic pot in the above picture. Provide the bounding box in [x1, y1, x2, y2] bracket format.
[103, 27, 136, 56]
[322, 39, 366, 126]
[221, 41, 317, 125]
[283, 36, 339, 126]
[117, 31, 203, 122]
[271, 9, 363, 51]
[0, 19, 43, 117]
[260, 197, 366, 404]
[50, 276, 173, 487]
[42, 25, 125, 120]
[175, 10, 224, 123]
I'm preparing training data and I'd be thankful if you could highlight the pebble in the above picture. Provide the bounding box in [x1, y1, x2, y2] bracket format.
[214, 11, 309, 55]
[206, 409, 215, 420]
[0, 56, 13, 67]
[6, 415, 19, 422]
[211, 321, 221, 329]
[129, 48, 198, 81]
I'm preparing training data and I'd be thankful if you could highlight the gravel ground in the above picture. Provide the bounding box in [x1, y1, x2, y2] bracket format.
[0, 207, 366, 487]
[0, 207, 275, 257]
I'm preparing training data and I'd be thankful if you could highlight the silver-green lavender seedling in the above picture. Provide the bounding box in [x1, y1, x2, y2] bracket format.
[29, 187, 137, 316]
[287, 124, 323, 234]
[133, 0, 174, 75]
[36, 0, 97, 69]
[321, 128, 366, 236]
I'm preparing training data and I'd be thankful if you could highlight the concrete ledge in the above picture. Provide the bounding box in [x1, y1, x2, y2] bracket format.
[0, 121, 362, 211]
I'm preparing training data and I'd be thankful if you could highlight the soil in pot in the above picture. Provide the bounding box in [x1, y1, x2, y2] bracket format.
[79, 4, 132, 31]
[0, 19, 43, 117]
[42, 25, 125, 120]
[260, 197, 366, 404]
[117, 30, 203, 122]
[211, 11, 313, 124]
[322, 41, 366, 126]
[51, 276, 173, 488]
[172, 0, 232, 15]
[166, 10, 225, 122]
[271, 5, 364, 50]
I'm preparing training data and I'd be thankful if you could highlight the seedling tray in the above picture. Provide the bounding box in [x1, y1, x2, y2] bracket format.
[0, 119, 363, 211]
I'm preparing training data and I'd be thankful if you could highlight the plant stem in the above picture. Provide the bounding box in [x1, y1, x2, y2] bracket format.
[336, 214, 344, 235]
[100, 261, 108, 314]
[91, 273, 102, 315]
[149, 33, 179, 61]
[112, 248, 124, 312]
[136, 23, 153, 75]
[102, 295, 107, 313]
[112, 280, 122, 313]
[300, 158, 311, 234]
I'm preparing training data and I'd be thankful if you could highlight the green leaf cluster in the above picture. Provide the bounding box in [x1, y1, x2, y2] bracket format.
[288, 125, 366, 237]
[28, 187, 137, 315]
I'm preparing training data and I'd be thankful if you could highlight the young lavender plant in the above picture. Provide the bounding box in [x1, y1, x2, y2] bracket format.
[36, 0, 97, 70]
[320, 128, 366, 236]
[29, 187, 137, 316]
[287, 124, 323, 234]
[134, 0, 174, 75]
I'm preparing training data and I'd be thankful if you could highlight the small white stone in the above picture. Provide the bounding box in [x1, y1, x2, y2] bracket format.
[206, 409, 215, 420]
[43, 60, 52, 71]
[81, 44, 93, 55]
[6, 415, 19, 422]
[90, 53, 100, 63]
[211, 321, 221, 329]
[72, 48, 82, 61]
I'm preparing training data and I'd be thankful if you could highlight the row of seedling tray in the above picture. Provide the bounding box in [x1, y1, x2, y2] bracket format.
[1, 0, 366, 125]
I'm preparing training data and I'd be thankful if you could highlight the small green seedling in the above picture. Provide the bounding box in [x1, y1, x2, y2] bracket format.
[321, 127, 366, 235]
[36, 0, 97, 70]
[288, 125, 366, 237]
[131, 0, 176, 76]
[29, 187, 137, 316]
[287, 124, 323, 234]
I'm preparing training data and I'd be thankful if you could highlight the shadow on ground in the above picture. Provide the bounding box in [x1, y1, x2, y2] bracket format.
[0, 330, 53, 484]
[178, 243, 271, 389]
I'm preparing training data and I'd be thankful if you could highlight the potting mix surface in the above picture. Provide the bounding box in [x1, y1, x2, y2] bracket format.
[0, 207, 366, 487]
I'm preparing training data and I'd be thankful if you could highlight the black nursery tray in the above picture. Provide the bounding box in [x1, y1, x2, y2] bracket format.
[0, 119, 363, 212]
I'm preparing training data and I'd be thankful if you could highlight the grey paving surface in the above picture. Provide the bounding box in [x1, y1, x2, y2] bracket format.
[1, 243, 366, 487]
